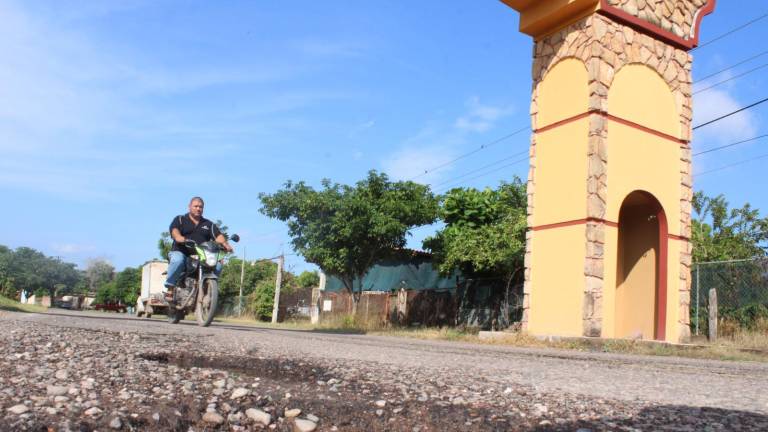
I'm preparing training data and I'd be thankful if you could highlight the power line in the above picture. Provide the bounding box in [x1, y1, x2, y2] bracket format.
[693, 96, 768, 130]
[693, 134, 768, 156]
[434, 98, 768, 191]
[694, 152, 768, 177]
[695, 49, 768, 83]
[430, 149, 528, 188]
[693, 62, 768, 95]
[692, 11, 768, 52]
[408, 125, 529, 181]
[435, 156, 529, 193]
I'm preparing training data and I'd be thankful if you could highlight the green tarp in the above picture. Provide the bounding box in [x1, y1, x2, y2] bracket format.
[324, 255, 458, 293]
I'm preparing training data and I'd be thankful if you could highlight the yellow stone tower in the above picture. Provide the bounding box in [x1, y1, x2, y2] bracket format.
[501, 0, 715, 342]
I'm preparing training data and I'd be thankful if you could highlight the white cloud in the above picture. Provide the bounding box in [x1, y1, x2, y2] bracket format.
[454, 97, 515, 133]
[693, 88, 758, 145]
[348, 119, 375, 139]
[0, 1, 341, 200]
[382, 144, 459, 184]
[294, 40, 364, 58]
[51, 243, 97, 254]
[382, 97, 518, 185]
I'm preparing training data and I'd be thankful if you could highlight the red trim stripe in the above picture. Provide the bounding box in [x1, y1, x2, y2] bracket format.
[535, 110, 689, 145]
[531, 217, 617, 231]
[604, 113, 686, 144]
[531, 218, 690, 241]
[535, 111, 592, 134]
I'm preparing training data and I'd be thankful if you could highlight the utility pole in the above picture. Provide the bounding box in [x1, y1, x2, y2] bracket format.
[238, 247, 246, 316]
[271, 254, 284, 324]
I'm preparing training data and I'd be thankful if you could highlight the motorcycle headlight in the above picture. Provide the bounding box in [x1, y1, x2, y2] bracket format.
[205, 252, 218, 267]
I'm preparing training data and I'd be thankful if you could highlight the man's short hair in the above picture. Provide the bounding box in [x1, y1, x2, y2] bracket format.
[190, 196, 205, 206]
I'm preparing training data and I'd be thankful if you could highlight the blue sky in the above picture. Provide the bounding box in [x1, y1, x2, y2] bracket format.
[1, 0, 766, 273]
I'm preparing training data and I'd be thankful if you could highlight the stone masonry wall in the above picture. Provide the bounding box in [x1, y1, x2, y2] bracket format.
[606, 0, 710, 41]
[522, 13, 693, 342]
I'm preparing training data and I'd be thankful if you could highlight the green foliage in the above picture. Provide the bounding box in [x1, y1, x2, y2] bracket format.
[721, 304, 768, 330]
[84, 259, 114, 294]
[95, 281, 115, 304]
[424, 179, 527, 278]
[260, 170, 438, 302]
[93, 266, 140, 305]
[158, 232, 172, 260]
[249, 279, 276, 320]
[0, 246, 82, 298]
[295, 270, 320, 289]
[692, 191, 768, 262]
[218, 259, 277, 300]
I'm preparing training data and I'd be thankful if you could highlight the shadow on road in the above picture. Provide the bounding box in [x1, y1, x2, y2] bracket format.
[535, 405, 768, 431]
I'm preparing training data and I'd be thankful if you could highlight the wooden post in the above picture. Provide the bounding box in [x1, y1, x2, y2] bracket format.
[708, 288, 718, 342]
[271, 254, 284, 324]
[238, 248, 245, 316]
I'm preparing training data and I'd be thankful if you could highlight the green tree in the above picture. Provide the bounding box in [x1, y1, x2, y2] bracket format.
[0, 246, 82, 299]
[10, 247, 49, 297]
[95, 281, 116, 304]
[0, 245, 15, 298]
[218, 259, 277, 301]
[42, 258, 81, 297]
[295, 270, 320, 289]
[84, 259, 115, 294]
[114, 267, 141, 305]
[423, 180, 528, 281]
[692, 191, 768, 262]
[249, 279, 276, 320]
[260, 170, 438, 314]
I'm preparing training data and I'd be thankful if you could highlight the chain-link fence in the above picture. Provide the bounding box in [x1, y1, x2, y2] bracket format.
[456, 278, 524, 330]
[691, 257, 768, 335]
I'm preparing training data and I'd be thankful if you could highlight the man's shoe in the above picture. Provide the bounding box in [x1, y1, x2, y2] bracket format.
[163, 285, 175, 302]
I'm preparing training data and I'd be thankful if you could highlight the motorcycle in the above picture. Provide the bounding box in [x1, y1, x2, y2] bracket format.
[166, 234, 239, 326]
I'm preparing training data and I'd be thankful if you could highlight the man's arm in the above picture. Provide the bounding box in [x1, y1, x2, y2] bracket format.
[169, 216, 186, 244]
[171, 227, 185, 244]
[215, 234, 233, 253]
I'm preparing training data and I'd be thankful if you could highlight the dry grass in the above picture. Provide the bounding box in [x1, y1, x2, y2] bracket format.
[0, 295, 48, 313]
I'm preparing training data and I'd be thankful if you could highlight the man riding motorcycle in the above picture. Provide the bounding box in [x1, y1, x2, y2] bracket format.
[164, 196, 233, 300]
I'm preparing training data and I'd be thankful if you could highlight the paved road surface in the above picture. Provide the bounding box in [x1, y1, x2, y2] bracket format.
[2, 309, 767, 431]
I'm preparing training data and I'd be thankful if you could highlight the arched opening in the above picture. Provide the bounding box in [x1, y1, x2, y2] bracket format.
[615, 191, 668, 340]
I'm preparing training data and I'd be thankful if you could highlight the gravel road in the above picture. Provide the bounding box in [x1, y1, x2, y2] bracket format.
[1, 309, 767, 431]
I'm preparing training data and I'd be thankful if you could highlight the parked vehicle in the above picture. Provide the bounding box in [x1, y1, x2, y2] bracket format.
[165, 234, 239, 327]
[136, 260, 169, 318]
[93, 302, 127, 313]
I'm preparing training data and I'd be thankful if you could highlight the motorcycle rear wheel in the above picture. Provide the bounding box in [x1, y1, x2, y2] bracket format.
[196, 278, 218, 327]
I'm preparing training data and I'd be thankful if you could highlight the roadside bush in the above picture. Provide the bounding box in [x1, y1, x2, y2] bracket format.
[720, 303, 768, 331]
[248, 280, 275, 321]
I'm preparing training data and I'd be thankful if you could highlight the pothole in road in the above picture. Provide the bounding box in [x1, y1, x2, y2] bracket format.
[139, 351, 332, 383]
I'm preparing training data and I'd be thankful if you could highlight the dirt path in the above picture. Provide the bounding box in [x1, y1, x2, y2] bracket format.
[2, 309, 767, 431]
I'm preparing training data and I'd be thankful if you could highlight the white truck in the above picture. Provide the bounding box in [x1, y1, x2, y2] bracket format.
[136, 260, 169, 318]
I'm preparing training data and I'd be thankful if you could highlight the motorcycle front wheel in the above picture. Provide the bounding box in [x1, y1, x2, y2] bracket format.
[196, 278, 218, 327]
